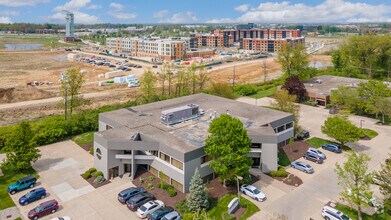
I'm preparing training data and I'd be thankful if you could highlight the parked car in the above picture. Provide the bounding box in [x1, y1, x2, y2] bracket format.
[50, 217, 71, 220]
[291, 161, 314, 174]
[126, 192, 154, 211]
[303, 152, 324, 164]
[152, 65, 158, 68]
[28, 199, 59, 220]
[8, 175, 37, 195]
[322, 143, 342, 153]
[297, 130, 310, 140]
[118, 187, 145, 203]
[148, 206, 174, 220]
[307, 147, 326, 160]
[137, 200, 165, 218]
[321, 205, 351, 220]
[240, 184, 266, 202]
[19, 187, 46, 206]
[161, 211, 181, 220]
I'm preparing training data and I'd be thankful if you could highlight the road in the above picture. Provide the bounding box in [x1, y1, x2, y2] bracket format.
[237, 97, 391, 219]
[0, 91, 113, 111]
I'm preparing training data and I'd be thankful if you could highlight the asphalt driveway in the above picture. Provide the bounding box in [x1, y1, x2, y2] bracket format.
[9, 140, 139, 220]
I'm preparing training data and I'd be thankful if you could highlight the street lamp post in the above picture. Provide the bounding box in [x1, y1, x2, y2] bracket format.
[360, 120, 365, 129]
[236, 176, 243, 202]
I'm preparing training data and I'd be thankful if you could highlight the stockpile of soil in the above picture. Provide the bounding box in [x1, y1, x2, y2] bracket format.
[0, 86, 55, 103]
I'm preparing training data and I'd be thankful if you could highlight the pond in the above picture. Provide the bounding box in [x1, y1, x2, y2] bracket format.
[3, 43, 43, 51]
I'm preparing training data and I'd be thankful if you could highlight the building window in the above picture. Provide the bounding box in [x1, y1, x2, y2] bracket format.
[159, 171, 170, 184]
[286, 122, 293, 129]
[159, 152, 170, 163]
[96, 148, 102, 160]
[251, 143, 262, 149]
[148, 150, 158, 157]
[171, 158, 183, 170]
[277, 125, 285, 133]
[171, 179, 183, 191]
[200, 155, 211, 164]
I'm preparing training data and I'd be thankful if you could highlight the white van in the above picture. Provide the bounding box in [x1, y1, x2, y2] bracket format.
[321, 206, 351, 220]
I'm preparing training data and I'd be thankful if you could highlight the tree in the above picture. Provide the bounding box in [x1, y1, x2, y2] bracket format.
[330, 85, 361, 112]
[161, 62, 175, 96]
[276, 43, 309, 79]
[1, 121, 40, 172]
[60, 68, 86, 119]
[335, 152, 372, 220]
[204, 114, 253, 186]
[197, 63, 210, 91]
[272, 89, 300, 136]
[208, 82, 236, 99]
[358, 80, 391, 116]
[186, 168, 209, 213]
[281, 75, 307, 102]
[321, 116, 363, 146]
[371, 97, 391, 124]
[375, 156, 391, 213]
[140, 69, 157, 102]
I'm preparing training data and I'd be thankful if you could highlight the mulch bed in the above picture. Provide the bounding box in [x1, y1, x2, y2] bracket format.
[360, 135, 371, 140]
[80, 142, 93, 152]
[270, 172, 303, 187]
[82, 175, 111, 189]
[132, 168, 186, 209]
[280, 141, 312, 162]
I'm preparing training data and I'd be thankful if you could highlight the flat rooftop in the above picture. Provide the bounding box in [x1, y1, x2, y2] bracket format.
[98, 93, 291, 153]
[303, 75, 369, 96]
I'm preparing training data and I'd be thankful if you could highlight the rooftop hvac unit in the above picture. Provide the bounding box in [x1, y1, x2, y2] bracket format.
[161, 104, 200, 125]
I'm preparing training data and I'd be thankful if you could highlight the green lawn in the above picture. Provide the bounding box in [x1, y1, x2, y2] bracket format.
[335, 203, 391, 220]
[278, 152, 291, 166]
[250, 86, 277, 98]
[306, 137, 337, 148]
[0, 35, 84, 49]
[361, 128, 378, 139]
[207, 194, 260, 220]
[71, 131, 94, 146]
[0, 168, 37, 210]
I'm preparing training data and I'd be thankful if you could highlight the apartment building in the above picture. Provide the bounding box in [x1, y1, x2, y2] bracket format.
[212, 28, 302, 42]
[242, 37, 305, 53]
[93, 94, 294, 193]
[195, 34, 233, 48]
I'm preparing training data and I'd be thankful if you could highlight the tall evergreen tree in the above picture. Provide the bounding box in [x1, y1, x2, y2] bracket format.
[186, 168, 209, 213]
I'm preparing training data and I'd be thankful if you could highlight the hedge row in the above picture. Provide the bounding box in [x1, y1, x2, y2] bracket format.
[0, 100, 139, 151]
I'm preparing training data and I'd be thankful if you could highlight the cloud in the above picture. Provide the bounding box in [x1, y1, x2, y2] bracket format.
[88, 4, 102, 10]
[108, 11, 137, 20]
[207, 0, 391, 23]
[109, 2, 124, 10]
[54, 0, 91, 12]
[206, 18, 236, 23]
[160, 11, 198, 23]
[0, 16, 12, 23]
[0, 0, 49, 7]
[0, 11, 19, 16]
[153, 10, 169, 18]
[235, 4, 250, 12]
[48, 11, 101, 24]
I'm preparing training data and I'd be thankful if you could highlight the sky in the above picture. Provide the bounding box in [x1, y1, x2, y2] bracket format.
[0, 0, 390, 24]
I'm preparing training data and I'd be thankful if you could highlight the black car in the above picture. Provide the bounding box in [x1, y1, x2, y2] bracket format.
[118, 187, 145, 203]
[303, 152, 323, 164]
[148, 207, 174, 220]
[297, 130, 310, 140]
[126, 192, 154, 211]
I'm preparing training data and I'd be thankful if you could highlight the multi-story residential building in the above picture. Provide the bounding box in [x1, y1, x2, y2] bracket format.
[195, 34, 233, 48]
[241, 37, 305, 52]
[93, 93, 294, 193]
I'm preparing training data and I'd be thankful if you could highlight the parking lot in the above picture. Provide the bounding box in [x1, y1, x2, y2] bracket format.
[9, 141, 140, 220]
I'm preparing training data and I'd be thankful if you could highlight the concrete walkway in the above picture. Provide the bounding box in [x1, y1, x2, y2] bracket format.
[0, 207, 21, 220]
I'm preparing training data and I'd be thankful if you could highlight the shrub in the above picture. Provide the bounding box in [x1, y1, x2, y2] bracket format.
[140, 178, 146, 184]
[82, 172, 91, 179]
[94, 175, 105, 184]
[148, 175, 155, 181]
[89, 147, 94, 155]
[93, 171, 103, 178]
[221, 213, 236, 220]
[175, 199, 187, 213]
[162, 183, 170, 190]
[157, 182, 164, 188]
[147, 183, 154, 190]
[235, 84, 258, 96]
[167, 186, 177, 197]
[270, 167, 288, 177]
[87, 168, 97, 173]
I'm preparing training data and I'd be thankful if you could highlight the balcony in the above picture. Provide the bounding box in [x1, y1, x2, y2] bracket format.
[250, 148, 262, 153]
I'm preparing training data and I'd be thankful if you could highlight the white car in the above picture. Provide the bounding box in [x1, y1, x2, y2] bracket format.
[50, 217, 71, 220]
[321, 206, 351, 220]
[240, 184, 266, 202]
[137, 200, 164, 218]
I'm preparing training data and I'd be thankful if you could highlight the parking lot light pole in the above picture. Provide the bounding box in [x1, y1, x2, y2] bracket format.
[237, 176, 243, 202]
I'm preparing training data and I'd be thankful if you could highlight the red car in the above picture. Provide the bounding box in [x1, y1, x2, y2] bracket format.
[28, 199, 58, 220]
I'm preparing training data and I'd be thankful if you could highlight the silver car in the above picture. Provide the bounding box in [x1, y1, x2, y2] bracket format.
[291, 161, 314, 174]
[307, 147, 326, 160]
